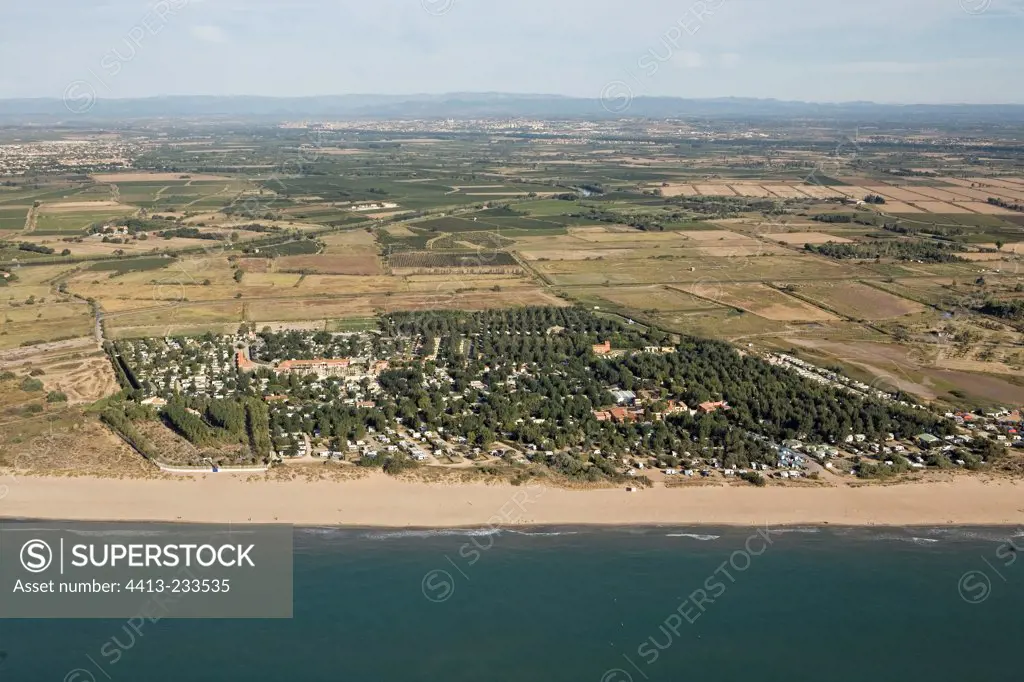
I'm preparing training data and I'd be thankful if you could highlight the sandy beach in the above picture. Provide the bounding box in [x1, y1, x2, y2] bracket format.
[2, 474, 1023, 527]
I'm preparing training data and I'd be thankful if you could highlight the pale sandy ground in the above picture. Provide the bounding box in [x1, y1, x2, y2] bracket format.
[2, 474, 1023, 527]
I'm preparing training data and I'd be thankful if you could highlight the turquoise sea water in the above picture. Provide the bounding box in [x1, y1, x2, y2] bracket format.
[2, 525, 1022, 681]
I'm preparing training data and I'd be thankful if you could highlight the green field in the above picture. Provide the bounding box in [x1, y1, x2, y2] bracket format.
[0, 207, 27, 230]
[389, 251, 517, 269]
[417, 212, 579, 233]
[119, 181, 245, 210]
[35, 209, 135, 235]
[88, 257, 176, 273]
[246, 240, 321, 257]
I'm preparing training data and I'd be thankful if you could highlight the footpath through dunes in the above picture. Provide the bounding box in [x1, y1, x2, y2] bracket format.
[3, 474, 1024, 527]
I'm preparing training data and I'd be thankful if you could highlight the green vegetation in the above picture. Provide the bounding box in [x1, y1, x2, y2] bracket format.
[389, 251, 517, 269]
[17, 242, 55, 255]
[988, 197, 1023, 213]
[100, 401, 161, 461]
[979, 299, 1024, 321]
[243, 239, 321, 257]
[739, 471, 767, 486]
[805, 240, 966, 263]
[89, 257, 174, 273]
[157, 227, 225, 240]
[244, 398, 272, 459]
[19, 377, 44, 392]
[162, 398, 215, 446]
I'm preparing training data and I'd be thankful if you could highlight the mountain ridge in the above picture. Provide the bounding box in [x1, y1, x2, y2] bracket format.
[2, 93, 1023, 123]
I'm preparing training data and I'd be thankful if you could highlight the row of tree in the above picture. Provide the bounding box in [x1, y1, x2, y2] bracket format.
[805, 240, 965, 263]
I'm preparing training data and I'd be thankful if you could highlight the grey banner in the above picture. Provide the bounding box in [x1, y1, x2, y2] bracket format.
[0, 523, 292, 618]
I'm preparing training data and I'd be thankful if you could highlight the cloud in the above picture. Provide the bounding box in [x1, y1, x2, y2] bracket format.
[671, 51, 704, 69]
[827, 61, 929, 75]
[190, 24, 227, 43]
[822, 57, 1004, 75]
[0, 0, 1020, 103]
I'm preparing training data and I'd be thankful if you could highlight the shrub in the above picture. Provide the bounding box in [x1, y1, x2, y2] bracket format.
[382, 454, 418, 476]
[740, 471, 767, 487]
[20, 377, 44, 392]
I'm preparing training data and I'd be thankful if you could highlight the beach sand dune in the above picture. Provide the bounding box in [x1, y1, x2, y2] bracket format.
[2, 474, 1022, 527]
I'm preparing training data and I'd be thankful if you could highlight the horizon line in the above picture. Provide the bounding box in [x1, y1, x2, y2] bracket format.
[2, 93, 1024, 107]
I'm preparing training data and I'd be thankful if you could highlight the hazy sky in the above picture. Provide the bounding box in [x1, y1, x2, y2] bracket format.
[2, 0, 1023, 103]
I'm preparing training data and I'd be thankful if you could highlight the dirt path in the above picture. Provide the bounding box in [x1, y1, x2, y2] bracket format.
[21, 203, 37, 234]
[184, 183, 232, 208]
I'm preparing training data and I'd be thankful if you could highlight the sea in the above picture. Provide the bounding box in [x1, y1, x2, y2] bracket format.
[2, 524, 1022, 682]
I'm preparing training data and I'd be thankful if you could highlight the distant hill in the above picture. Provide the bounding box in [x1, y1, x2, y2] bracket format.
[2, 93, 1023, 124]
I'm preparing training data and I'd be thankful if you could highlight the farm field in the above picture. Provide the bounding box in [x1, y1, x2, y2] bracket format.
[680, 282, 838, 322]
[33, 203, 136, 235]
[910, 201, 975, 214]
[572, 285, 725, 313]
[645, 179, 1020, 216]
[866, 279, 958, 307]
[89, 172, 235, 182]
[389, 251, 519, 274]
[0, 206, 28, 230]
[276, 254, 382, 275]
[765, 232, 853, 245]
[104, 286, 564, 338]
[534, 254, 866, 286]
[881, 201, 925, 213]
[2, 121, 1022, 415]
[650, 307, 790, 339]
[783, 281, 926, 320]
[784, 338, 1024, 405]
[0, 300, 94, 349]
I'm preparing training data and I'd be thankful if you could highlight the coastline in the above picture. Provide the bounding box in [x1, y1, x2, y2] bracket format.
[2, 473, 1024, 528]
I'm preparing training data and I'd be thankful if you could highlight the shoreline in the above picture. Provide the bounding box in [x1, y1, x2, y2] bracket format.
[2, 473, 1023, 528]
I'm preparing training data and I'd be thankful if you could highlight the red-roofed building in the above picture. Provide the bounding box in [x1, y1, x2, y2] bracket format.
[236, 350, 255, 371]
[609, 407, 642, 423]
[594, 407, 644, 423]
[653, 400, 689, 420]
[592, 341, 612, 356]
[276, 358, 351, 377]
[698, 401, 730, 415]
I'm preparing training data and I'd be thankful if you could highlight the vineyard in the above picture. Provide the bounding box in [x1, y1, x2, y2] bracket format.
[389, 250, 519, 273]
[427, 231, 515, 250]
